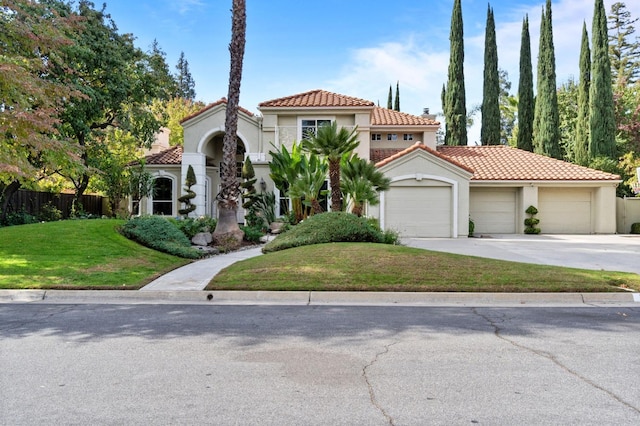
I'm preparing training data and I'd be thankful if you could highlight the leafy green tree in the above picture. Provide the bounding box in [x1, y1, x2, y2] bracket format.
[214, 0, 246, 242]
[341, 156, 390, 217]
[575, 22, 591, 166]
[175, 51, 196, 100]
[151, 97, 205, 146]
[615, 83, 640, 154]
[394, 81, 400, 111]
[533, 0, 561, 159]
[178, 165, 197, 218]
[608, 2, 640, 84]
[51, 1, 174, 209]
[481, 5, 500, 145]
[387, 85, 393, 109]
[0, 0, 82, 222]
[557, 79, 578, 161]
[444, 0, 467, 146]
[148, 39, 179, 100]
[589, 0, 617, 159]
[517, 15, 534, 151]
[302, 121, 360, 212]
[498, 70, 517, 145]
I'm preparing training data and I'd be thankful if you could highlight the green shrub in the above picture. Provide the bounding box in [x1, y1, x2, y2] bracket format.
[263, 212, 387, 253]
[469, 218, 475, 236]
[120, 216, 202, 259]
[631, 223, 640, 234]
[524, 205, 541, 234]
[38, 202, 62, 222]
[4, 209, 38, 226]
[241, 225, 264, 243]
[168, 216, 217, 239]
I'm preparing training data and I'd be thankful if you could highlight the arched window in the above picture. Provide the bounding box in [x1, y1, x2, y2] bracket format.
[152, 177, 173, 215]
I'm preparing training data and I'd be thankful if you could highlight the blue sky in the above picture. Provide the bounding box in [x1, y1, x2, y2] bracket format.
[105, 0, 638, 144]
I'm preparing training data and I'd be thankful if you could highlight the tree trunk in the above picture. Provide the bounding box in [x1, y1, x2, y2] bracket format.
[329, 159, 342, 212]
[213, 0, 246, 243]
[0, 180, 21, 224]
[351, 203, 364, 217]
[311, 198, 323, 215]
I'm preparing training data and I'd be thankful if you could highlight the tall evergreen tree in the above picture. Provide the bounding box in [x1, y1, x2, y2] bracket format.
[387, 85, 393, 109]
[608, 2, 640, 85]
[481, 5, 500, 145]
[589, 0, 617, 159]
[175, 51, 196, 100]
[394, 81, 400, 111]
[517, 15, 534, 151]
[533, 0, 561, 159]
[444, 0, 467, 146]
[575, 22, 591, 166]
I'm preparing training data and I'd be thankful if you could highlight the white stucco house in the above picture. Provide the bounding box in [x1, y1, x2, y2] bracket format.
[138, 89, 621, 237]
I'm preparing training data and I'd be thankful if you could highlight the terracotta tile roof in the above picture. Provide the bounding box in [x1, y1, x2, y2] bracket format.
[180, 98, 255, 124]
[371, 106, 440, 126]
[258, 89, 375, 108]
[374, 143, 474, 173]
[438, 145, 621, 181]
[372, 144, 621, 181]
[143, 145, 183, 165]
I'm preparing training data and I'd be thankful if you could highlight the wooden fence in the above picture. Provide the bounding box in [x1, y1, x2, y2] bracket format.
[3, 190, 107, 219]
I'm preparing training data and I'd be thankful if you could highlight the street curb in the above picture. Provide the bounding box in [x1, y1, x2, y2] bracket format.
[0, 290, 637, 306]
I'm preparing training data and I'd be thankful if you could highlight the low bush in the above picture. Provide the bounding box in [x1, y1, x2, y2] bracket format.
[38, 202, 63, 222]
[631, 223, 640, 234]
[3, 209, 38, 226]
[263, 212, 388, 253]
[168, 216, 217, 239]
[241, 225, 264, 243]
[120, 216, 202, 259]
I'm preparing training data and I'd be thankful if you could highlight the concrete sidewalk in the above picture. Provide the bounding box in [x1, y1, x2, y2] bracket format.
[140, 247, 264, 291]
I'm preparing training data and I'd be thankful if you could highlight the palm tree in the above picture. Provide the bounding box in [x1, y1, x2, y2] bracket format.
[302, 122, 359, 212]
[214, 0, 246, 242]
[341, 156, 390, 217]
[268, 141, 305, 222]
[287, 153, 328, 217]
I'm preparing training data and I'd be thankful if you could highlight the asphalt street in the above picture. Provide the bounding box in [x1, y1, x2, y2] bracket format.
[2, 303, 639, 425]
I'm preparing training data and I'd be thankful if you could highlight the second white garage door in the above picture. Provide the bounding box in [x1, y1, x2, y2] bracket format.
[384, 186, 452, 237]
[470, 188, 517, 233]
[538, 188, 592, 233]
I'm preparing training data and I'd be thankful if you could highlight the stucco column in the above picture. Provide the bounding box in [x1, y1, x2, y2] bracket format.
[181, 152, 207, 217]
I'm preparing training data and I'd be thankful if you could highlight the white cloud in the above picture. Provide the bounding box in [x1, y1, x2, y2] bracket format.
[170, 0, 205, 15]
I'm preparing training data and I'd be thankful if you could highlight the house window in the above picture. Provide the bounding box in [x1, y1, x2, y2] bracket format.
[387, 134, 398, 141]
[152, 177, 173, 215]
[301, 119, 332, 140]
[403, 134, 414, 141]
[371, 133, 382, 141]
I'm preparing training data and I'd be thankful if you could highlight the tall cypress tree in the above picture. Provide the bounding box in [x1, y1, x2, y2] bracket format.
[175, 51, 196, 100]
[533, 0, 561, 159]
[444, 0, 467, 146]
[589, 0, 616, 159]
[394, 81, 400, 111]
[575, 22, 591, 166]
[387, 85, 393, 109]
[481, 5, 500, 145]
[517, 15, 534, 151]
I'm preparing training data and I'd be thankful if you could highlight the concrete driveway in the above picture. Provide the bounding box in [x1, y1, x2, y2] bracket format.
[405, 234, 640, 274]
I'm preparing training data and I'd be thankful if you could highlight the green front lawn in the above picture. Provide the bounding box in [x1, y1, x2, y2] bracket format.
[0, 220, 189, 289]
[207, 243, 640, 292]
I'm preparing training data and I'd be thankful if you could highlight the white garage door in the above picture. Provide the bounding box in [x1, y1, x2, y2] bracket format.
[538, 188, 592, 234]
[470, 188, 517, 233]
[385, 186, 452, 237]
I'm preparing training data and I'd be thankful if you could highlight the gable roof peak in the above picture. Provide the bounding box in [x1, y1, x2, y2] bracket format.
[180, 97, 255, 124]
[258, 89, 375, 108]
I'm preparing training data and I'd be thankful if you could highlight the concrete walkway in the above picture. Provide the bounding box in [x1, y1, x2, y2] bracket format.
[140, 247, 264, 291]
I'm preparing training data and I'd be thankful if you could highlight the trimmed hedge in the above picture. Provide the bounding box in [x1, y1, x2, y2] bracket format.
[263, 212, 390, 253]
[120, 216, 202, 259]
